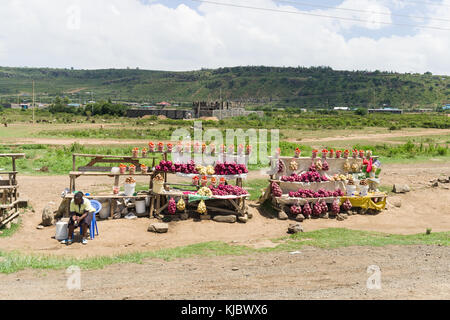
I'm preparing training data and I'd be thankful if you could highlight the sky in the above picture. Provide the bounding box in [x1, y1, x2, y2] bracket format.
[0, 0, 450, 74]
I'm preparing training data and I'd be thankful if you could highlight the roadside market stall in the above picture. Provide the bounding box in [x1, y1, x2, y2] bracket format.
[149, 143, 251, 222]
[264, 148, 387, 220]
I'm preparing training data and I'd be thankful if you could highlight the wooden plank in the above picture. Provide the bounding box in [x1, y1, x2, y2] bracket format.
[0, 154, 25, 158]
[0, 210, 19, 228]
[70, 171, 154, 176]
[64, 194, 148, 199]
[0, 185, 18, 190]
[203, 205, 238, 215]
[0, 200, 19, 209]
[73, 153, 165, 158]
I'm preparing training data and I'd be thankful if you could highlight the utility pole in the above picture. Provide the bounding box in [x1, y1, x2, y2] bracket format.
[32, 80, 35, 124]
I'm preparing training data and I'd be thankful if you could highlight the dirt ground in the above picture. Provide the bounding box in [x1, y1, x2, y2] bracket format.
[0, 160, 449, 300]
[0, 161, 449, 258]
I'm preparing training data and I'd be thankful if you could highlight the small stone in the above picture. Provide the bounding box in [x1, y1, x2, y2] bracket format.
[295, 214, 305, 222]
[278, 210, 288, 220]
[200, 215, 211, 220]
[213, 215, 236, 223]
[247, 211, 253, 219]
[148, 223, 169, 233]
[393, 184, 410, 193]
[431, 181, 439, 188]
[437, 177, 449, 183]
[288, 223, 303, 234]
[337, 215, 345, 221]
[36, 225, 44, 230]
[320, 213, 329, 219]
[238, 214, 248, 223]
[232, 267, 239, 271]
[390, 198, 402, 208]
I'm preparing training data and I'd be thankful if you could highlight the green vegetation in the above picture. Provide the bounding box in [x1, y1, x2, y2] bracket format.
[0, 140, 448, 175]
[243, 179, 269, 201]
[0, 228, 448, 274]
[0, 219, 21, 238]
[1, 66, 449, 109]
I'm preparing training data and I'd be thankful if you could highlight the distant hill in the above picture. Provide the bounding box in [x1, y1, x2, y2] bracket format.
[0, 66, 449, 108]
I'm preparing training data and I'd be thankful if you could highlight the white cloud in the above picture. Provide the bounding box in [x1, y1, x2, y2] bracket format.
[0, 0, 449, 74]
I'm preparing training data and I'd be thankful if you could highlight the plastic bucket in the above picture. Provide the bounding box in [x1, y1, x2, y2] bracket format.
[99, 201, 110, 219]
[124, 183, 136, 196]
[55, 221, 69, 240]
[346, 185, 357, 196]
[359, 185, 369, 196]
[135, 200, 147, 216]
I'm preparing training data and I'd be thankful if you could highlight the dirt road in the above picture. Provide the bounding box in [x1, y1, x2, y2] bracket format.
[1, 245, 448, 300]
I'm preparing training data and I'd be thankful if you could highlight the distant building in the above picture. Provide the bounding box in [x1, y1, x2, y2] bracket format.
[443, 104, 450, 110]
[67, 103, 81, 107]
[157, 101, 171, 107]
[333, 107, 349, 111]
[368, 108, 403, 114]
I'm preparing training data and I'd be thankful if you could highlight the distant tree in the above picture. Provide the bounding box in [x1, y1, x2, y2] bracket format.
[354, 108, 368, 116]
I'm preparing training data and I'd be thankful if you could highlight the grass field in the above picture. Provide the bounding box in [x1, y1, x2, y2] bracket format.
[0, 228, 447, 274]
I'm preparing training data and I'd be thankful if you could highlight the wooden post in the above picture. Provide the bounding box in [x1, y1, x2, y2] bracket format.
[12, 157, 16, 172]
[72, 154, 76, 171]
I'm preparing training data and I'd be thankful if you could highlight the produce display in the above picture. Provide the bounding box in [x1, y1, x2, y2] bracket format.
[290, 205, 302, 215]
[125, 176, 136, 184]
[322, 159, 329, 171]
[343, 160, 351, 172]
[329, 174, 353, 181]
[331, 199, 341, 214]
[177, 198, 186, 211]
[214, 162, 248, 175]
[277, 159, 285, 173]
[289, 160, 298, 171]
[196, 165, 215, 176]
[281, 172, 329, 183]
[341, 199, 353, 211]
[197, 186, 213, 197]
[208, 184, 248, 196]
[168, 198, 177, 215]
[288, 188, 344, 198]
[156, 160, 198, 174]
[271, 182, 283, 197]
[303, 202, 312, 217]
[313, 202, 322, 216]
[197, 200, 207, 214]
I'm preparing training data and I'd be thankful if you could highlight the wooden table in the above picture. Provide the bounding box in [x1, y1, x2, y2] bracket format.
[0, 154, 25, 227]
[72, 153, 166, 172]
[69, 171, 156, 193]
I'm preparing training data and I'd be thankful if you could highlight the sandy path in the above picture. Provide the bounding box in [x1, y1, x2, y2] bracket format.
[1, 245, 448, 300]
[0, 162, 448, 258]
[287, 128, 450, 144]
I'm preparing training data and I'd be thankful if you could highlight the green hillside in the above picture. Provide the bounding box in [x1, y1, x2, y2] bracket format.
[0, 66, 449, 108]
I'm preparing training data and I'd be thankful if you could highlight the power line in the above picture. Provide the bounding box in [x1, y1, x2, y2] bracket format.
[191, 0, 450, 31]
[398, 0, 450, 8]
[270, 0, 450, 23]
